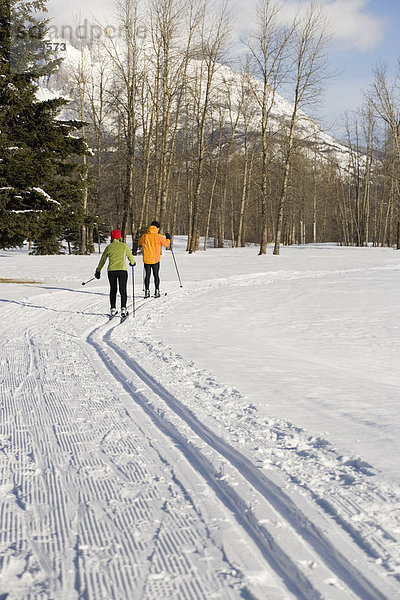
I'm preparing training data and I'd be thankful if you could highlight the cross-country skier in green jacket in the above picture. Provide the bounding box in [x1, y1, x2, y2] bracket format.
[95, 229, 136, 318]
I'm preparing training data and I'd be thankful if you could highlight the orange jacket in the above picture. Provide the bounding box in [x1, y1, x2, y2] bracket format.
[139, 225, 170, 264]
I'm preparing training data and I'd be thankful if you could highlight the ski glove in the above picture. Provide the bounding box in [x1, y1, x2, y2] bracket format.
[165, 232, 171, 240]
[95, 271, 101, 279]
[129, 262, 136, 267]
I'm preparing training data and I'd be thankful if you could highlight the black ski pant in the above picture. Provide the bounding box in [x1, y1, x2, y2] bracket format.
[108, 270, 128, 309]
[144, 262, 160, 291]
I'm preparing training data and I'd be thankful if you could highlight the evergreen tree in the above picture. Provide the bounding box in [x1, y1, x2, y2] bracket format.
[0, 0, 89, 253]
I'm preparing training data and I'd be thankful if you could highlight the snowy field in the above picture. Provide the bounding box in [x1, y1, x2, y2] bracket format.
[0, 240, 399, 600]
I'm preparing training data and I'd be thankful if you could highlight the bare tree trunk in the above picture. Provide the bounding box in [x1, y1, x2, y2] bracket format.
[100, 0, 142, 241]
[237, 147, 255, 247]
[69, 40, 90, 254]
[230, 194, 235, 247]
[85, 42, 114, 250]
[274, 122, 295, 254]
[274, 4, 329, 255]
[154, 0, 201, 226]
[209, 81, 243, 250]
[366, 64, 400, 249]
[203, 110, 223, 250]
[138, 67, 157, 234]
[188, 1, 232, 253]
[245, 1, 295, 255]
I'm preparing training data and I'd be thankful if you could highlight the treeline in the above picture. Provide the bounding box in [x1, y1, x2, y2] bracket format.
[1, 0, 400, 254]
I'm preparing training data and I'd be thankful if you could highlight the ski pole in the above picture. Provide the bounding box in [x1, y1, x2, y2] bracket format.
[170, 244, 183, 288]
[132, 265, 136, 317]
[82, 277, 95, 286]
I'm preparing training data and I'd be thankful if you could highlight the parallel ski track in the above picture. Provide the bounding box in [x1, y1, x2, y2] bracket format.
[0, 296, 249, 600]
[2, 275, 397, 599]
[87, 316, 391, 600]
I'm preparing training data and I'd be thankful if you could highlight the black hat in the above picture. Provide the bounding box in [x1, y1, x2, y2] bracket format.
[151, 220, 160, 228]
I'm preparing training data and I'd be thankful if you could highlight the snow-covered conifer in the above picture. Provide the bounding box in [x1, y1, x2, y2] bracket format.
[0, 0, 89, 253]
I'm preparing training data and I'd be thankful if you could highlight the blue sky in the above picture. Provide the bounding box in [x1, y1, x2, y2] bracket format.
[319, 0, 399, 137]
[229, 0, 399, 138]
[45, 0, 399, 141]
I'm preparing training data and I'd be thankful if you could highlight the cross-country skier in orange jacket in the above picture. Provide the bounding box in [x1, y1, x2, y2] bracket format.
[139, 221, 171, 298]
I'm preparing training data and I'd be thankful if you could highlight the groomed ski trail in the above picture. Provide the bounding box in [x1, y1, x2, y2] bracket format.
[0, 288, 279, 599]
[0, 270, 399, 599]
[87, 302, 398, 600]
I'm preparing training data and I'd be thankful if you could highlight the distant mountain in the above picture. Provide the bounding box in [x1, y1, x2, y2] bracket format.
[37, 40, 354, 171]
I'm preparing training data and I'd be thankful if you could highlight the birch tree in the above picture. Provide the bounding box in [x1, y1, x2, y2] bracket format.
[137, 62, 157, 237]
[273, 2, 329, 255]
[187, 0, 232, 253]
[86, 45, 114, 242]
[366, 63, 400, 248]
[99, 0, 143, 240]
[359, 105, 375, 246]
[368, 63, 400, 160]
[66, 38, 92, 253]
[149, 0, 203, 226]
[237, 63, 257, 247]
[203, 98, 226, 250]
[208, 77, 243, 249]
[244, 0, 294, 255]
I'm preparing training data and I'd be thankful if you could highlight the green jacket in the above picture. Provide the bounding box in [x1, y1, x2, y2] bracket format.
[96, 240, 136, 272]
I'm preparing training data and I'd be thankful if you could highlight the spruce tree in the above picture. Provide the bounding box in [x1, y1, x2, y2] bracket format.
[0, 0, 88, 253]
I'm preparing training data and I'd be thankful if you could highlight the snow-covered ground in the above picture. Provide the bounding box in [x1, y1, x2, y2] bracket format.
[0, 240, 399, 599]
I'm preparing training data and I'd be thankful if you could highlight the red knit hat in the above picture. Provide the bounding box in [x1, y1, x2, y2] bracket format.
[111, 229, 121, 240]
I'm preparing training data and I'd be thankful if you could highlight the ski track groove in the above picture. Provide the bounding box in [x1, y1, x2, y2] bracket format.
[107, 273, 400, 597]
[129, 275, 400, 579]
[89, 328, 322, 600]
[85, 313, 396, 600]
[1, 271, 399, 599]
[0, 294, 249, 599]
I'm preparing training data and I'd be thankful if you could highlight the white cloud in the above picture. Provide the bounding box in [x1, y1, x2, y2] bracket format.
[46, 0, 115, 28]
[45, 0, 386, 54]
[268, 0, 386, 52]
[323, 0, 386, 51]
